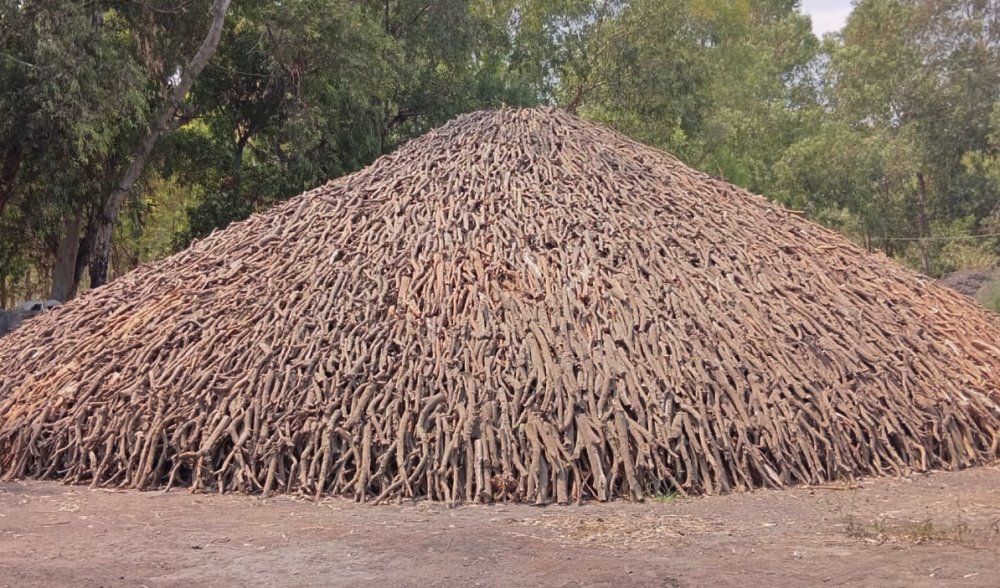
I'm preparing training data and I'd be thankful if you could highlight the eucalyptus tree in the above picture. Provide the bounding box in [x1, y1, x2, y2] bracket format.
[777, 0, 1000, 274]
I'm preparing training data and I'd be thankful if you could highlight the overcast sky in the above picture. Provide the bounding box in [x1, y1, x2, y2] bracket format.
[800, 0, 853, 36]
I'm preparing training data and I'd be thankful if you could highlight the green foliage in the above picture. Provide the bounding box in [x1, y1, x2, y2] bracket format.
[162, 0, 548, 249]
[0, 0, 238, 299]
[775, 0, 1000, 274]
[0, 1, 156, 299]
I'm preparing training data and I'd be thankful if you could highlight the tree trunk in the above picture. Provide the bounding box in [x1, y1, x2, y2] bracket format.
[68, 215, 98, 300]
[50, 213, 84, 302]
[0, 144, 23, 218]
[916, 171, 931, 276]
[88, 0, 233, 289]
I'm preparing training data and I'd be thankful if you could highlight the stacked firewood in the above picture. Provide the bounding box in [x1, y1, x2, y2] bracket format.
[1, 108, 998, 503]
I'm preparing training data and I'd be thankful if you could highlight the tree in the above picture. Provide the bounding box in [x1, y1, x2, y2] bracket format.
[777, 0, 1000, 275]
[4, 0, 999, 300]
[545, 0, 819, 203]
[169, 0, 548, 248]
[0, 1, 153, 301]
[88, 0, 233, 289]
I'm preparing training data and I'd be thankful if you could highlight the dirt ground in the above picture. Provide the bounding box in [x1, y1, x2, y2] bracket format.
[1, 466, 998, 587]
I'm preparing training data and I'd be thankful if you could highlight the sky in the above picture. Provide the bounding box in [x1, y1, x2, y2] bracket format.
[800, 0, 853, 37]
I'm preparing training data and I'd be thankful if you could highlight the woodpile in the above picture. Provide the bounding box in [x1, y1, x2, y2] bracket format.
[1, 108, 999, 504]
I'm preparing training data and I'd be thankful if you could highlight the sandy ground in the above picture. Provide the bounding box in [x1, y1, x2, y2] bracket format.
[1, 466, 999, 587]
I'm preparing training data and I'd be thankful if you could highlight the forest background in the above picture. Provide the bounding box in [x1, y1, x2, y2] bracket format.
[2, 0, 1000, 308]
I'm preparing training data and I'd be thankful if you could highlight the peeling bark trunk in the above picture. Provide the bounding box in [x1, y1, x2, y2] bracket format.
[50, 213, 84, 302]
[89, 0, 232, 289]
[916, 171, 931, 276]
[69, 215, 98, 300]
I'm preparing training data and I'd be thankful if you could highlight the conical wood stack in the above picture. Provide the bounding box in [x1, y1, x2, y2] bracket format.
[2, 108, 999, 504]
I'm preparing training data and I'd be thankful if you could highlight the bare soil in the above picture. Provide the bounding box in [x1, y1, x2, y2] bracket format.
[1, 466, 999, 587]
